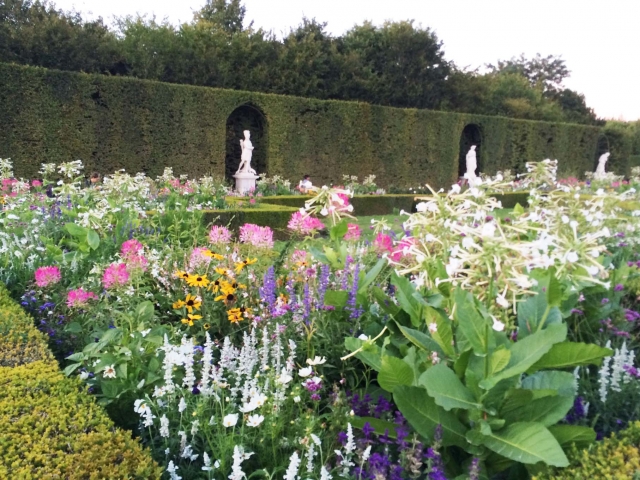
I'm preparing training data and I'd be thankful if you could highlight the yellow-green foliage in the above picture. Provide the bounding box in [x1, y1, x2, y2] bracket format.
[0, 284, 162, 479]
[534, 422, 640, 480]
[0, 62, 612, 189]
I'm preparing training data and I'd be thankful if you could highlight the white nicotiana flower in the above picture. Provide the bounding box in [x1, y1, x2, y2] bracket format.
[491, 316, 505, 332]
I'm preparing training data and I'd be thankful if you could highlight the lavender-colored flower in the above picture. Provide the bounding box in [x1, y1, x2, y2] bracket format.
[316, 264, 330, 308]
[259, 266, 277, 312]
[571, 308, 584, 315]
[362, 422, 375, 438]
[601, 298, 610, 305]
[348, 263, 363, 319]
[469, 457, 480, 480]
[286, 276, 297, 310]
[303, 282, 311, 322]
[342, 255, 353, 289]
[614, 284, 624, 292]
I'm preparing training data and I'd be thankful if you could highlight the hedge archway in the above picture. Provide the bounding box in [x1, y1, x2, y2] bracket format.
[594, 135, 610, 172]
[458, 124, 483, 179]
[225, 104, 267, 181]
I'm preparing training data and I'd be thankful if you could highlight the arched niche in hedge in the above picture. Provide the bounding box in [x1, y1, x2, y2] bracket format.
[225, 104, 268, 181]
[594, 134, 610, 172]
[458, 124, 483, 179]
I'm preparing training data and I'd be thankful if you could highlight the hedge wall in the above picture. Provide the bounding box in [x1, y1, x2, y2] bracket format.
[0, 283, 162, 479]
[0, 62, 615, 189]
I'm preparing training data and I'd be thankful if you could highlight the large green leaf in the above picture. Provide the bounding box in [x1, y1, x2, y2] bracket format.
[64, 222, 87, 238]
[521, 371, 577, 397]
[529, 342, 613, 372]
[324, 291, 348, 308]
[398, 325, 444, 355]
[476, 422, 569, 467]
[394, 386, 468, 448]
[86, 229, 100, 250]
[454, 288, 488, 355]
[419, 363, 481, 411]
[392, 273, 422, 327]
[372, 287, 401, 316]
[548, 425, 596, 448]
[344, 337, 382, 371]
[488, 348, 511, 376]
[426, 307, 455, 357]
[501, 395, 574, 427]
[358, 258, 386, 295]
[480, 324, 567, 390]
[517, 291, 562, 338]
[378, 356, 414, 392]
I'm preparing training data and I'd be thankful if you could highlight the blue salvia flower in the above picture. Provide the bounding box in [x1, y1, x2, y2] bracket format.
[259, 266, 277, 313]
[317, 264, 330, 308]
[303, 282, 311, 323]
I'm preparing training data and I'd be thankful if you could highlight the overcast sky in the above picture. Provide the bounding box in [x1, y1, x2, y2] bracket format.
[54, 0, 640, 121]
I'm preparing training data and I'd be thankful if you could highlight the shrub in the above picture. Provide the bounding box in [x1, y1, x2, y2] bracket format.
[533, 422, 640, 480]
[0, 283, 162, 479]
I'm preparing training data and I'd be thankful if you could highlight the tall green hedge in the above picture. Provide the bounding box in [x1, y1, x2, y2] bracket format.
[0, 62, 615, 188]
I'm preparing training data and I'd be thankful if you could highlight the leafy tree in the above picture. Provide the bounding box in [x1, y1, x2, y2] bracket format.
[193, 0, 247, 35]
[486, 53, 569, 95]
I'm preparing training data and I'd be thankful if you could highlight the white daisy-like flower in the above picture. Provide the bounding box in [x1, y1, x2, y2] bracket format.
[103, 365, 116, 379]
[298, 367, 313, 378]
[223, 413, 239, 428]
[246, 414, 265, 427]
[306, 356, 326, 366]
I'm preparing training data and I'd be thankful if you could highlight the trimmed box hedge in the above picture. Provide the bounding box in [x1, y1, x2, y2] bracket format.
[259, 195, 418, 216]
[205, 202, 299, 240]
[0, 62, 616, 190]
[0, 283, 162, 479]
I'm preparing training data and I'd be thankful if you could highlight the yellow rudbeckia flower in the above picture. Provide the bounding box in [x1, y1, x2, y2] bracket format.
[234, 258, 258, 273]
[187, 274, 210, 288]
[184, 294, 201, 313]
[203, 249, 225, 261]
[181, 313, 203, 327]
[172, 299, 186, 309]
[227, 308, 242, 323]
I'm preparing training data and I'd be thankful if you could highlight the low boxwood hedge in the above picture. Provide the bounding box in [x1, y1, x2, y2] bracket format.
[0, 283, 162, 479]
[259, 194, 418, 215]
[204, 202, 299, 240]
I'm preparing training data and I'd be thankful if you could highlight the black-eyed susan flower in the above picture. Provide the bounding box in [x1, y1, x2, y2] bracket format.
[203, 323, 210, 330]
[181, 313, 203, 327]
[227, 308, 242, 323]
[187, 274, 210, 288]
[234, 257, 257, 274]
[175, 270, 191, 281]
[184, 294, 201, 313]
[214, 267, 229, 276]
[215, 291, 237, 306]
[172, 299, 186, 309]
[208, 278, 223, 293]
[203, 249, 225, 261]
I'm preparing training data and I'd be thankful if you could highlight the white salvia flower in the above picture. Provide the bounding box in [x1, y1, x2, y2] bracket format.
[491, 316, 505, 332]
[202, 452, 213, 472]
[160, 415, 170, 438]
[361, 445, 372, 462]
[298, 367, 313, 378]
[191, 419, 200, 436]
[167, 461, 181, 480]
[599, 341, 612, 403]
[284, 451, 301, 480]
[310, 434, 321, 447]
[624, 350, 636, 384]
[610, 342, 629, 393]
[306, 441, 316, 473]
[223, 413, 239, 427]
[306, 356, 326, 366]
[345, 423, 356, 454]
[246, 414, 264, 427]
[229, 446, 252, 480]
[320, 466, 333, 480]
[178, 397, 187, 413]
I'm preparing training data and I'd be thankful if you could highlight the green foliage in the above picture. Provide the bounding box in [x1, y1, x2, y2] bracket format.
[533, 421, 640, 480]
[345, 270, 613, 476]
[0, 283, 162, 478]
[0, 62, 606, 190]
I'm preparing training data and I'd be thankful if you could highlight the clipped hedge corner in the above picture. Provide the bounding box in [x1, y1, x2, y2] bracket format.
[533, 422, 640, 480]
[0, 283, 162, 479]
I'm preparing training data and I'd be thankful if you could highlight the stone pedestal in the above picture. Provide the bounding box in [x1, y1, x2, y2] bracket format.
[233, 172, 259, 195]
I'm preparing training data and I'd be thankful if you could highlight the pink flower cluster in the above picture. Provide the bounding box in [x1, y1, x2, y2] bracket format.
[1, 178, 17, 197]
[329, 192, 353, 215]
[209, 225, 233, 244]
[67, 288, 98, 308]
[374, 233, 417, 262]
[189, 246, 212, 270]
[287, 211, 325, 235]
[239, 223, 274, 249]
[121, 239, 148, 272]
[344, 223, 361, 241]
[102, 263, 130, 289]
[34, 266, 61, 288]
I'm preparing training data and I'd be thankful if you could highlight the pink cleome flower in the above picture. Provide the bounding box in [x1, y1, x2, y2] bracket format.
[31, 179, 42, 187]
[287, 211, 325, 235]
[373, 233, 394, 253]
[209, 225, 233, 245]
[121, 239, 143, 259]
[344, 223, 361, 241]
[67, 288, 98, 308]
[189, 246, 212, 270]
[239, 223, 274, 249]
[102, 263, 130, 289]
[34, 266, 61, 288]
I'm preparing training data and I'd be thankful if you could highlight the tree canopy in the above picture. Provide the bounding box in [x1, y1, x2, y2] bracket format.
[0, 0, 603, 125]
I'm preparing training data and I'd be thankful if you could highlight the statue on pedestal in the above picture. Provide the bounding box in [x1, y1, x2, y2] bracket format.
[233, 130, 259, 194]
[237, 130, 256, 175]
[464, 145, 478, 184]
[595, 152, 610, 179]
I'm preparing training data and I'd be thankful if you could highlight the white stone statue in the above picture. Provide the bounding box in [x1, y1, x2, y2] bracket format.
[237, 130, 256, 175]
[233, 129, 259, 194]
[595, 152, 610, 178]
[464, 145, 478, 184]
